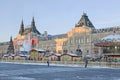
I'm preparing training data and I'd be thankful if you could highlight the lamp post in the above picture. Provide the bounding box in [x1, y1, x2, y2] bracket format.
[84, 26, 88, 58]
[90, 28, 92, 58]
[76, 43, 82, 56]
[78, 43, 80, 49]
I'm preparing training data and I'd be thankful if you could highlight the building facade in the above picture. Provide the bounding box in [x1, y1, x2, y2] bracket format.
[1, 13, 120, 59]
[37, 13, 120, 58]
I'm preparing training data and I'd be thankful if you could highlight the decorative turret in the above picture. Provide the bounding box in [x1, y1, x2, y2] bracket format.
[31, 17, 35, 28]
[7, 36, 14, 54]
[19, 20, 24, 35]
[75, 13, 95, 29]
[30, 17, 40, 35]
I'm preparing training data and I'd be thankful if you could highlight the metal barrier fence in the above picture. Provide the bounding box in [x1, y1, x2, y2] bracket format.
[0, 60, 120, 68]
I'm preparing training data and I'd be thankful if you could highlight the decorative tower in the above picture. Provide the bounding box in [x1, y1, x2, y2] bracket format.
[7, 36, 14, 54]
[30, 17, 40, 35]
[19, 20, 24, 35]
[75, 13, 95, 29]
[29, 17, 40, 48]
[31, 17, 35, 28]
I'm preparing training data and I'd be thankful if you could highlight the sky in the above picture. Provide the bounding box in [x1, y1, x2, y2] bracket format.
[1, 0, 120, 42]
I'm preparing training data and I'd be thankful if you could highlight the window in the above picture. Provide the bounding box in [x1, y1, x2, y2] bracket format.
[70, 39, 73, 44]
[78, 38, 81, 43]
[87, 38, 89, 43]
[81, 39, 84, 43]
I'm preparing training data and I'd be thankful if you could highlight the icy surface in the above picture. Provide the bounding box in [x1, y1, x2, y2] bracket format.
[0, 63, 120, 80]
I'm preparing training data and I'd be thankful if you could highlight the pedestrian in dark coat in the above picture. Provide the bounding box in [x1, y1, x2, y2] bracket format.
[85, 59, 88, 68]
[47, 60, 49, 67]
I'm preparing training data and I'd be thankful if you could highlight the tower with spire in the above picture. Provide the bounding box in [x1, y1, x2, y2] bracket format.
[30, 17, 40, 35]
[7, 36, 14, 54]
[18, 17, 41, 35]
[19, 20, 24, 35]
[75, 13, 95, 29]
[31, 17, 35, 28]
[15, 17, 41, 50]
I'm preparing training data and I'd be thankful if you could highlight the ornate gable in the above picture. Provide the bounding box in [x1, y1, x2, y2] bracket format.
[75, 13, 95, 29]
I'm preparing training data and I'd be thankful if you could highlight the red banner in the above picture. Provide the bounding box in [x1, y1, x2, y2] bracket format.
[31, 39, 38, 44]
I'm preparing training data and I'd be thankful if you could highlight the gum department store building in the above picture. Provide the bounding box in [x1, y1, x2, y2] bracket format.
[1, 13, 120, 59]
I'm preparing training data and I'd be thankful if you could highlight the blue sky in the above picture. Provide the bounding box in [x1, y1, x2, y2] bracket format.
[0, 0, 120, 42]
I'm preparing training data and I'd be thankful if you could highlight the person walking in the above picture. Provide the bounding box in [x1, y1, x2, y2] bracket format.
[85, 59, 88, 68]
[47, 60, 49, 67]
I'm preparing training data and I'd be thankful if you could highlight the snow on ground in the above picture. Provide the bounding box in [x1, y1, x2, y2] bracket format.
[0, 61, 112, 69]
[0, 62, 120, 80]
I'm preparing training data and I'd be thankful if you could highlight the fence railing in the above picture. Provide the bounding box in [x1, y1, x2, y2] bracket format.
[0, 60, 120, 68]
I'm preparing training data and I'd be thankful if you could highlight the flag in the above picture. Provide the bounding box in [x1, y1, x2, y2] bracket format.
[31, 39, 38, 44]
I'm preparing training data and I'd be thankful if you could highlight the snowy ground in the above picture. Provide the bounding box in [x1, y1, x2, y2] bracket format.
[0, 62, 120, 80]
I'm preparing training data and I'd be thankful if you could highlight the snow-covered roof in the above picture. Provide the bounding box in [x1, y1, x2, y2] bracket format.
[31, 48, 45, 52]
[3, 54, 9, 57]
[10, 54, 16, 56]
[44, 52, 52, 57]
[94, 33, 120, 47]
[69, 53, 78, 56]
[55, 53, 61, 56]
[18, 53, 30, 58]
[61, 53, 78, 57]
[19, 54, 25, 56]
[101, 34, 120, 42]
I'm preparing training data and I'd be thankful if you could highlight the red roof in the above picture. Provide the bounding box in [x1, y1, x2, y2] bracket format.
[95, 42, 120, 47]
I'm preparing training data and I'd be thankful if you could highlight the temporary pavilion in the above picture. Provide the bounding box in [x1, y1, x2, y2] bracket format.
[94, 32, 120, 62]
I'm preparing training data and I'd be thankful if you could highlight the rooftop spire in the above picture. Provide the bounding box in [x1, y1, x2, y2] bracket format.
[31, 17, 35, 27]
[75, 13, 95, 28]
[19, 20, 24, 35]
[30, 17, 40, 35]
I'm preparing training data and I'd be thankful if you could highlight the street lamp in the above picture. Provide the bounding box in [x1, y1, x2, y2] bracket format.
[76, 43, 82, 56]
[78, 43, 80, 49]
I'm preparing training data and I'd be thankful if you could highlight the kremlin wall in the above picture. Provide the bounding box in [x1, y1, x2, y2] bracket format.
[1, 13, 120, 62]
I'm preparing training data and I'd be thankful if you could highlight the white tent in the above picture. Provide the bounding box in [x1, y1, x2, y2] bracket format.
[20, 40, 31, 51]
